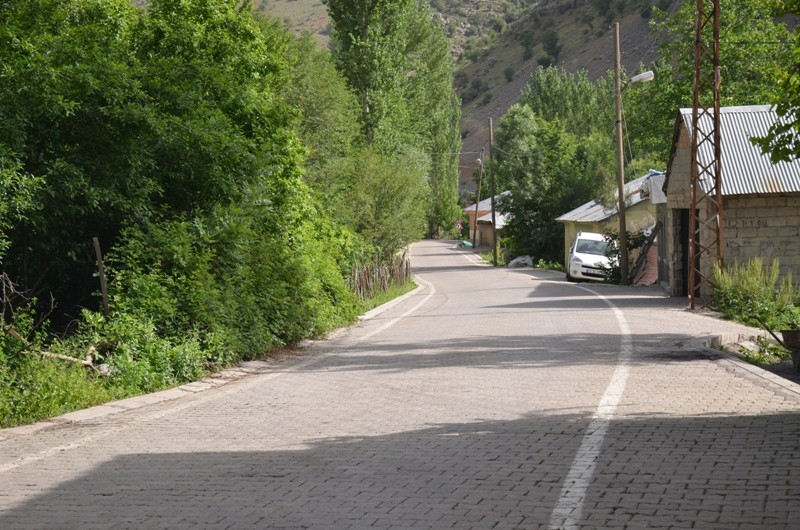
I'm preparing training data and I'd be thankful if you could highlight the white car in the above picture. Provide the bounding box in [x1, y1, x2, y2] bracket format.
[566, 232, 610, 282]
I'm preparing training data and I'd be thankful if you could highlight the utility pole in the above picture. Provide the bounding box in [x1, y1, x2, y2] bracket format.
[614, 22, 629, 285]
[472, 148, 485, 248]
[688, 0, 723, 308]
[489, 118, 497, 266]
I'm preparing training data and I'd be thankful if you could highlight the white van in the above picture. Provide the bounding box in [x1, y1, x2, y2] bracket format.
[566, 232, 610, 282]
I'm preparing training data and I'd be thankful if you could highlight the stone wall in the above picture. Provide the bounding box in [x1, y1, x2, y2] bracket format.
[724, 195, 800, 277]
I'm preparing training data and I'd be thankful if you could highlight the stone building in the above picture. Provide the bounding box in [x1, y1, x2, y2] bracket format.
[660, 105, 800, 298]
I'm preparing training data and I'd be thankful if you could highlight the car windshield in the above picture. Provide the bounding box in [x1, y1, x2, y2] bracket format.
[576, 239, 607, 256]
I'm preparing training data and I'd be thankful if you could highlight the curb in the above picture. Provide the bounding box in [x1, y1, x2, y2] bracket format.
[699, 334, 800, 398]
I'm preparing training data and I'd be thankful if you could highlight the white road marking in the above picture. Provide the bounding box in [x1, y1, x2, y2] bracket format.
[356, 276, 435, 342]
[550, 284, 633, 529]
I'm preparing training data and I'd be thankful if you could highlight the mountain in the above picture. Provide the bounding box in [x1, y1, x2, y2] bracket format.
[255, 0, 667, 190]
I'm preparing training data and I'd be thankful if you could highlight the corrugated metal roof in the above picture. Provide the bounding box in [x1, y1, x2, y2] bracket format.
[463, 190, 511, 211]
[476, 211, 506, 230]
[679, 105, 800, 195]
[555, 171, 663, 223]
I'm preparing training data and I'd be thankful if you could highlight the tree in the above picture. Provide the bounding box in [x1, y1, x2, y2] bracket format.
[0, 0, 152, 311]
[281, 34, 363, 228]
[640, 0, 798, 161]
[0, 150, 40, 259]
[752, 0, 800, 162]
[493, 105, 607, 262]
[0, 0, 321, 324]
[324, 0, 462, 238]
[519, 67, 614, 137]
[401, 3, 462, 237]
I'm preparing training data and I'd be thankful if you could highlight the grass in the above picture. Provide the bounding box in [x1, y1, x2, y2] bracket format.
[737, 336, 793, 367]
[360, 281, 417, 313]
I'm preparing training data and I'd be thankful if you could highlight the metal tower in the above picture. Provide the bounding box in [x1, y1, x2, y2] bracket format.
[688, 0, 723, 308]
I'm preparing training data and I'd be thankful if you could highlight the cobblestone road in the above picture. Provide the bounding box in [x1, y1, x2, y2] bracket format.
[1, 240, 799, 529]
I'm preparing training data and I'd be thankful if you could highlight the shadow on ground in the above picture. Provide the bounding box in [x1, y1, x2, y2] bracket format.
[1, 411, 799, 529]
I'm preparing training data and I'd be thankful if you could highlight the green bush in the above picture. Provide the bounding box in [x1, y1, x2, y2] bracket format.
[1, 307, 115, 427]
[713, 258, 799, 329]
[0, 356, 114, 428]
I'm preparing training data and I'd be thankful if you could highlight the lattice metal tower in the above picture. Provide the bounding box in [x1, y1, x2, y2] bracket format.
[688, 0, 723, 309]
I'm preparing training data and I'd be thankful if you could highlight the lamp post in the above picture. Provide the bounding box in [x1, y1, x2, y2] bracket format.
[614, 22, 653, 285]
[472, 150, 484, 248]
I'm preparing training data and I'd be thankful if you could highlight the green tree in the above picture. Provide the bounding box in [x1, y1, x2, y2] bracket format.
[0, 0, 348, 338]
[0, 150, 40, 259]
[493, 105, 607, 262]
[752, 0, 800, 162]
[640, 0, 798, 161]
[541, 30, 562, 62]
[282, 34, 363, 228]
[519, 67, 614, 137]
[402, 3, 462, 237]
[0, 0, 152, 311]
[324, 0, 461, 239]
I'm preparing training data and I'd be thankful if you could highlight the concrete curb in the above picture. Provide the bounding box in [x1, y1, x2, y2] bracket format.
[699, 333, 800, 398]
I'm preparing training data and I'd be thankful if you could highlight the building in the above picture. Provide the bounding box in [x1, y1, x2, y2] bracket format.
[660, 105, 800, 297]
[463, 191, 509, 247]
[556, 170, 665, 283]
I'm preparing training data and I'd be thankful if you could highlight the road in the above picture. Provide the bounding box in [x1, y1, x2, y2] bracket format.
[1, 240, 800, 529]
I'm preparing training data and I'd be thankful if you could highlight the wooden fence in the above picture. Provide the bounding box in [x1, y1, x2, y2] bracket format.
[348, 254, 411, 300]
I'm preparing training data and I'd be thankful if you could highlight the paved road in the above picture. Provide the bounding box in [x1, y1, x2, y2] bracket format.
[2, 240, 800, 529]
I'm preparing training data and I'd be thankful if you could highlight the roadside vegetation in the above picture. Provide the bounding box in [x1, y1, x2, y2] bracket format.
[485, 0, 800, 275]
[3, 0, 800, 426]
[712, 258, 800, 366]
[0, 0, 460, 427]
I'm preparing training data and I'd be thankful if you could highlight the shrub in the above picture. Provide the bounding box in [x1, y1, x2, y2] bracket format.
[0, 356, 113, 428]
[713, 258, 798, 329]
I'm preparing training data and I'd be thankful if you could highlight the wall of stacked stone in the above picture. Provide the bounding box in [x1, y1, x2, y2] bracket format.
[723, 195, 800, 278]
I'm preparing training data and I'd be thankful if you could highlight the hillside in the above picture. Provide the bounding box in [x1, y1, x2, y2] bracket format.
[255, 0, 669, 190]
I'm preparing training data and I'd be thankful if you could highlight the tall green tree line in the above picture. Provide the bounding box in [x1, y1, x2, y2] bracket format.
[324, 0, 462, 241]
[0, 0, 462, 425]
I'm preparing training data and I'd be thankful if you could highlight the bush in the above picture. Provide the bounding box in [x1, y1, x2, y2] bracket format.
[713, 258, 798, 329]
[1, 307, 114, 427]
[601, 228, 648, 284]
[0, 356, 114, 428]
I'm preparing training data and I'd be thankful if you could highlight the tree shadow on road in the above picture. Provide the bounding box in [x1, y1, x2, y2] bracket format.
[1, 409, 799, 529]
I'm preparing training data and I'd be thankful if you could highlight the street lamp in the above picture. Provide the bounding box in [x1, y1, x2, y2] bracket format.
[472, 151, 484, 248]
[614, 22, 654, 285]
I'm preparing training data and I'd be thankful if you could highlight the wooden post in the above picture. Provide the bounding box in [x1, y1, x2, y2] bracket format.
[489, 118, 497, 266]
[92, 237, 110, 320]
[614, 22, 630, 285]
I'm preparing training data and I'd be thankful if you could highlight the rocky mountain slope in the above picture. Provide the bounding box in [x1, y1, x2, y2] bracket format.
[256, 0, 670, 189]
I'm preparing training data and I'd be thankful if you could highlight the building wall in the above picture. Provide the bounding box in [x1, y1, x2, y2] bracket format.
[476, 223, 502, 248]
[724, 195, 800, 275]
[476, 222, 491, 247]
[465, 208, 490, 242]
[665, 125, 800, 298]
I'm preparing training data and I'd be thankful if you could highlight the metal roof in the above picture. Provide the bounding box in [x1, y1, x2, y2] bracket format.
[476, 211, 506, 230]
[463, 190, 511, 212]
[555, 171, 663, 223]
[679, 105, 800, 195]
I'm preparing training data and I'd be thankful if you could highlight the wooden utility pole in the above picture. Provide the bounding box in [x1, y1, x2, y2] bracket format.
[614, 23, 629, 285]
[489, 118, 497, 266]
